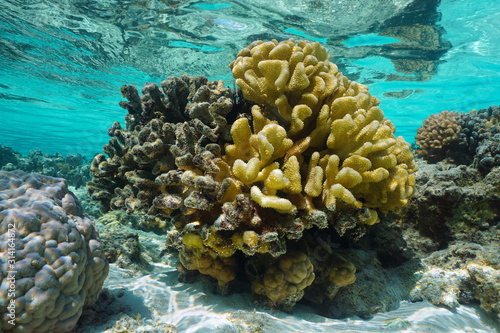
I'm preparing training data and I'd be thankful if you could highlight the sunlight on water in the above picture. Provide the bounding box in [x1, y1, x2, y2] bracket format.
[0, 0, 499, 157]
[95, 264, 498, 333]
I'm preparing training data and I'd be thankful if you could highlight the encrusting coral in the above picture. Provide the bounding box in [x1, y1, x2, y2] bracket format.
[0, 171, 108, 333]
[89, 39, 417, 310]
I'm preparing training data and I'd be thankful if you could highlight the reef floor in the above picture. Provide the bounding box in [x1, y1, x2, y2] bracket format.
[71, 215, 499, 333]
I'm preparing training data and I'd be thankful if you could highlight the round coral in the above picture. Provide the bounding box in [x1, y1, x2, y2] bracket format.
[0, 171, 108, 333]
[328, 260, 356, 287]
[415, 110, 461, 161]
[252, 251, 315, 302]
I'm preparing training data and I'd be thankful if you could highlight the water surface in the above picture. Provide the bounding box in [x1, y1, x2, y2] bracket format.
[1, 0, 499, 157]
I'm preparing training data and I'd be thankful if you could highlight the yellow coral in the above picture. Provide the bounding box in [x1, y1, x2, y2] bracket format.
[252, 251, 315, 302]
[228, 38, 417, 220]
[180, 233, 237, 286]
[230, 39, 339, 136]
[251, 186, 297, 214]
[328, 259, 356, 287]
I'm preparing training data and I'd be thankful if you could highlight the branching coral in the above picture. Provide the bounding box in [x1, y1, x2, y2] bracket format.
[87, 76, 236, 222]
[90, 39, 417, 311]
[229, 39, 417, 223]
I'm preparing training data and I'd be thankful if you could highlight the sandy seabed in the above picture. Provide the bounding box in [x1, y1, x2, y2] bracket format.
[78, 262, 499, 333]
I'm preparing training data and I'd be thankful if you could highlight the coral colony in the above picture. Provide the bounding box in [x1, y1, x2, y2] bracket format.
[0, 171, 108, 333]
[88, 39, 416, 309]
[2, 39, 499, 333]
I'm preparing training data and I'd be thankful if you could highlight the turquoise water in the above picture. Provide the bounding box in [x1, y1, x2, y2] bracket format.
[0, 0, 499, 157]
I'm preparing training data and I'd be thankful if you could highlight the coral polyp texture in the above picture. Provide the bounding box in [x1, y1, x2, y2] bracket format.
[89, 39, 417, 310]
[0, 170, 108, 333]
[415, 110, 461, 161]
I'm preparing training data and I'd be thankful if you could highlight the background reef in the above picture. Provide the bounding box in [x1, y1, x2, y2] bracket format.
[0, 145, 91, 189]
[415, 106, 500, 171]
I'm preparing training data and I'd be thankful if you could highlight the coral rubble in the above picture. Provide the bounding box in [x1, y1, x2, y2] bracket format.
[89, 39, 417, 311]
[0, 170, 108, 333]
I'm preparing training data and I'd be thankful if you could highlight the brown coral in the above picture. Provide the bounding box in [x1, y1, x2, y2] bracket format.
[88, 76, 236, 221]
[0, 171, 108, 333]
[415, 110, 461, 161]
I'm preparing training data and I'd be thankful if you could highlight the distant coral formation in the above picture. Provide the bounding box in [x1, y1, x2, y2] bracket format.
[415, 105, 500, 170]
[0, 170, 108, 333]
[89, 39, 417, 310]
[415, 110, 461, 161]
[0, 145, 90, 188]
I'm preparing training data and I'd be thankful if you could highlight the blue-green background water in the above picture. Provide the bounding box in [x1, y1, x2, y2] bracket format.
[1, 0, 499, 157]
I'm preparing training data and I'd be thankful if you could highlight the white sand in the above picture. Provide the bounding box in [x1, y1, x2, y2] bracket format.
[80, 263, 499, 333]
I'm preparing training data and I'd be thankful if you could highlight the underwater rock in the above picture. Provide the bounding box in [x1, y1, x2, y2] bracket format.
[402, 162, 499, 249]
[0, 170, 108, 333]
[396, 161, 499, 319]
[409, 242, 499, 320]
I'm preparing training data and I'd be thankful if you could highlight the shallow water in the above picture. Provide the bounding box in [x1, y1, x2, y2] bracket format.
[83, 263, 499, 333]
[1, 0, 499, 157]
[1, 2, 499, 331]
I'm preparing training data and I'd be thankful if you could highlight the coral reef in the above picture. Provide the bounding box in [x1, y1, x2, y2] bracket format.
[0, 145, 90, 188]
[412, 108, 499, 319]
[89, 39, 417, 311]
[415, 110, 461, 161]
[415, 105, 500, 168]
[396, 161, 499, 319]
[0, 170, 109, 333]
